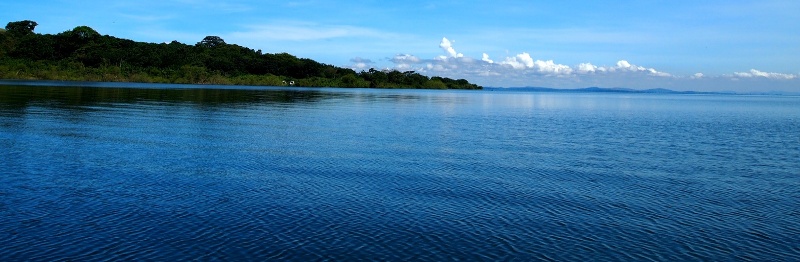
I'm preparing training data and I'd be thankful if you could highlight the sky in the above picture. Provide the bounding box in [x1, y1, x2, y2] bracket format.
[2, 0, 799, 92]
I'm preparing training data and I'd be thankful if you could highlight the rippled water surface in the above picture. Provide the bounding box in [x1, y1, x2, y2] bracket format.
[1, 82, 799, 261]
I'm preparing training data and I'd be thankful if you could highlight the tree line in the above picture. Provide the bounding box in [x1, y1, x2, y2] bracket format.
[0, 20, 481, 89]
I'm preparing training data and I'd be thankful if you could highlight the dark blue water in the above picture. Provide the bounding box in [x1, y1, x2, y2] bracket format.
[1, 83, 799, 261]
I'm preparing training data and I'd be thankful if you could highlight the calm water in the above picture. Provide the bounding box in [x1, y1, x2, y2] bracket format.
[1, 82, 799, 261]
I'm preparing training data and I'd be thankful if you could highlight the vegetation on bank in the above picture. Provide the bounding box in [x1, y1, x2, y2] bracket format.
[0, 20, 481, 89]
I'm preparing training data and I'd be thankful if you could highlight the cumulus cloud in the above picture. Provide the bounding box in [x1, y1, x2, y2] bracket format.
[612, 60, 647, 72]
[609, 60, 671, 77]
[647, 68, 672, 77]
[346, 36, 798, 91]
[496, 52, 572, 75]
[615, 60, 633, 69]
[500, 52, 534, 69]
[534, 60, 573, 75]
[439, 37, 464, 58]
[733, 69, 796, 80]
[375, 37, 687, 83]
[481, 53, 494, 64]
[577, 63, 598, 73]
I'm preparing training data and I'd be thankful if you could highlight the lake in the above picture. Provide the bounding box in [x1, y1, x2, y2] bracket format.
[1, 82, 799, 261]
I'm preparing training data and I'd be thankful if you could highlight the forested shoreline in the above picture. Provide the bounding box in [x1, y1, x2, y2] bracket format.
[0, 20, 481, 89]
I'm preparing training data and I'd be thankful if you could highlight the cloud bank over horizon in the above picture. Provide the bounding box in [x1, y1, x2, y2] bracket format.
[349, 37, 798, 92]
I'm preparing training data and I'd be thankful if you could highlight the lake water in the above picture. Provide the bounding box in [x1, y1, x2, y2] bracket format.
[1, 82, 799, 261]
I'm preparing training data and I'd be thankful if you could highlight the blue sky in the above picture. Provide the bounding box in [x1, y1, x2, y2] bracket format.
[2, 0, 799, 92]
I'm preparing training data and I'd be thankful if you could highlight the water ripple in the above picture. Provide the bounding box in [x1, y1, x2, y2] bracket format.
[2, 86, 799, 261]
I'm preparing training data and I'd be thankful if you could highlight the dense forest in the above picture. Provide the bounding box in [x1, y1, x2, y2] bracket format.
[0, 20, 481, 89]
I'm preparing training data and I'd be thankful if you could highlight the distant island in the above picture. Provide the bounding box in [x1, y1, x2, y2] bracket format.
[0, 20, 481, 90]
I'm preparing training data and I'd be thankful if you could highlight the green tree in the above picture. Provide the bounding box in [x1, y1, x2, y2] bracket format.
[360, 68, 388, 87]
[197, 36, 226, 48]
[340, 73, 369, 88]
[424, 79, 448, 89]
[5, 20, 38, 36]
[53, 26, 104, 60]
[65, 26, 100, 40]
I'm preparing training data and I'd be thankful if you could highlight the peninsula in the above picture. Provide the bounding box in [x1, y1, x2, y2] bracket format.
[0, 20, 481, 89]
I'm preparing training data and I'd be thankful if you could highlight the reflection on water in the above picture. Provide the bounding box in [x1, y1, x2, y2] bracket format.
[1, 82, 799, 261]
[0, 84, 331, 108]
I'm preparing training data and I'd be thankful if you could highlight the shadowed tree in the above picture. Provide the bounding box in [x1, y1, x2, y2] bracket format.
[5, 20, 38, 36]
[197, 36, 226, 48]
[66, 26, 100, 40]
[0, 29, 10, 56]
[53, 26, 102, 61]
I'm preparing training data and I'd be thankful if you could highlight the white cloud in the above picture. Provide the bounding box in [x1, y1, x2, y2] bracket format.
[500, 52, 534, 69]
[647, 68, 672, 77]
[610, 60, 671, 77]
[535, 60, 573, 75]
[364, 37, 798, 92]
[496, 52, 573, 75]
[613, 60, 647, 72]
[616, 60, 633, 69]
[733, 69, 796, 80]
[377, 37, 673, 80]
[577, 63, 597, 73]
[368, 37, 800, 90]
[482, 53, 494, 64]
[439, 37, 464, 58]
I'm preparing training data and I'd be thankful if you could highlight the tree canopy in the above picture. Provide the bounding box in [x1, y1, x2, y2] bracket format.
[197, 36, 226, 48]
[5, 20, 38, 36]
[0, 20, 481, 89]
